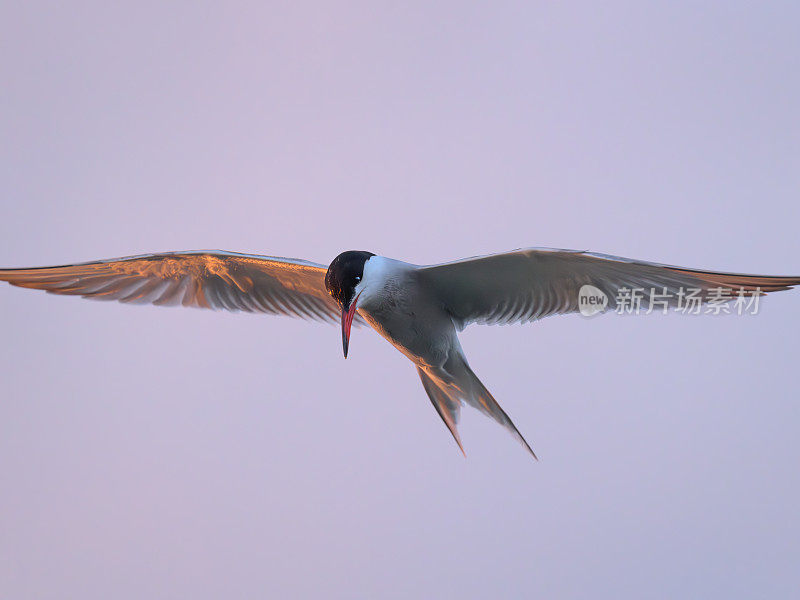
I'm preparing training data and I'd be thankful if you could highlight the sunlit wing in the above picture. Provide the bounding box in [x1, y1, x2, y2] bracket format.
[0, 250, 360, 324]
[418, 248, 800, 328]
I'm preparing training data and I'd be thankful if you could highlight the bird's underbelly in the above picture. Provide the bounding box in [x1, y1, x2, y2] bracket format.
[359, 306, 453, 368]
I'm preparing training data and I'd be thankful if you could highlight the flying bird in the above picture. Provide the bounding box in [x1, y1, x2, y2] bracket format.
[2, 248, 799, 457]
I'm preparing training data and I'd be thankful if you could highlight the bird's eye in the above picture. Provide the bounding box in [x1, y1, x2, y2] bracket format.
[355, 276, 361, 283]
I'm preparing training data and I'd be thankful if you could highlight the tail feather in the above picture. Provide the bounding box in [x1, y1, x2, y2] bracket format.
[417, 368, 465, 456]
[459, 361, 538, 460]
[417, 356, 537, 459]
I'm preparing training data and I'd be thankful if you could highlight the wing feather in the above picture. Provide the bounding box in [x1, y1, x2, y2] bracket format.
[418, 248, 800, 328]
[0, 250, 357, 325]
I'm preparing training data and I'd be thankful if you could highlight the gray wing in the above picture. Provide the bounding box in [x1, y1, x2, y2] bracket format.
[418, 247, 800, 328]
[0, 250, 352, 324]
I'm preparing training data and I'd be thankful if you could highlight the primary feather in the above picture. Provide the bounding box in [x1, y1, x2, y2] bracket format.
[0, 250, 348, 323]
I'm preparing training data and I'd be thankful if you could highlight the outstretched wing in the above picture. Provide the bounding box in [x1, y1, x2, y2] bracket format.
[418, 248, 800, 328]
[0, 250, 350, 324]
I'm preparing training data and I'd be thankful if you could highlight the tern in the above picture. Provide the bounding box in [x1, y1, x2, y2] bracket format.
[2, 248, 799, 458]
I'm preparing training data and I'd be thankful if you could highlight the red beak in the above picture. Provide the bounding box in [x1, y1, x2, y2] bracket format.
[341, 291, 362, 359]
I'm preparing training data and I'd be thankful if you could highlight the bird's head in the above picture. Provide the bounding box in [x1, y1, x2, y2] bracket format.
[325, 250, 375, 358]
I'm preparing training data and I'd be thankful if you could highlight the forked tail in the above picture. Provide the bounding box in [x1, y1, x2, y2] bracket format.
[416, 355, 537, 459]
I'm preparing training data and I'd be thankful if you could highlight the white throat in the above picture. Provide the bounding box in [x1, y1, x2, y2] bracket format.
[354, 255, 413, 311]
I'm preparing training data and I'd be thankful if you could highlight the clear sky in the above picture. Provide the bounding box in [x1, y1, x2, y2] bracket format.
[1, 2, 799, 598]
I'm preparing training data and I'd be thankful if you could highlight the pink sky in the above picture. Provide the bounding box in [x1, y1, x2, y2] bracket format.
[2, 2, 799, 598]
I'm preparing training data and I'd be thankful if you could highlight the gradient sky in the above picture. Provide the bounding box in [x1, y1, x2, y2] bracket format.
[2, 2, 799, 599]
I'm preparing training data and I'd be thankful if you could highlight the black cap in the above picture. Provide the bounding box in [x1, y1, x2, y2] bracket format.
[325, 251, 375, 308]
